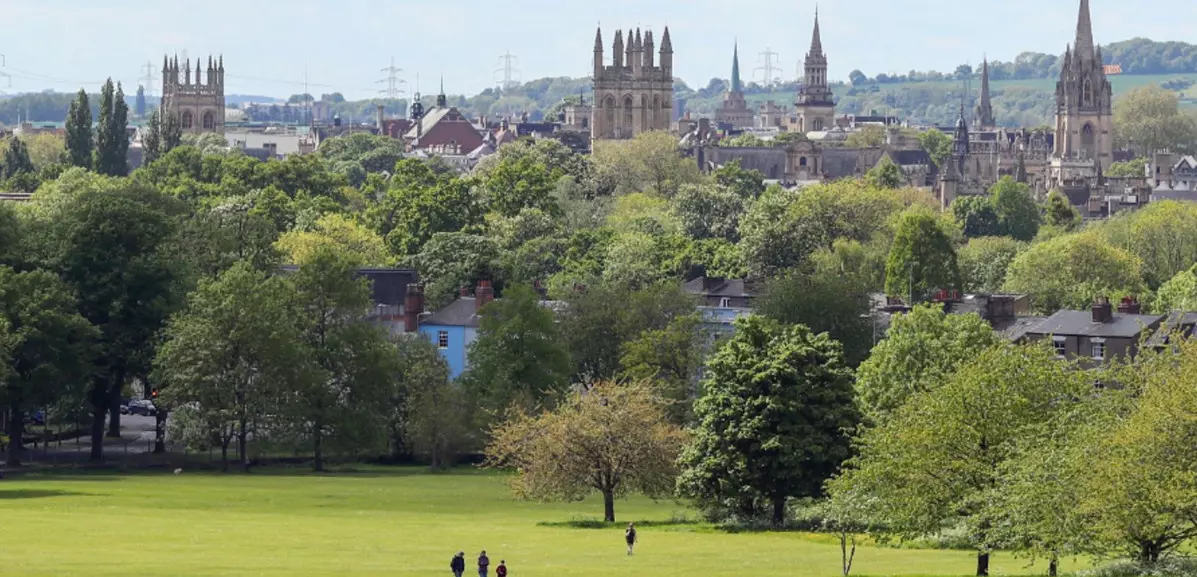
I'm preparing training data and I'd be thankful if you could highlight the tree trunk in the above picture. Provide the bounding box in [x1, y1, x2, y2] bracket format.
[220, 440, 229, 473]
[153, 410, 167, 454]
[602, 489, 615, 523]
[238, 418, 249, 473]
[976, 551, 990, 577]
[89, 402, 105, 462]
[1138, 539, 1162, 565]
[312, 424, 324, 472]
[5, 404, 23, 467]
[1048, 555, 1058, 577]
[106, 380, 123, 438]
[771, 496, 787, 527]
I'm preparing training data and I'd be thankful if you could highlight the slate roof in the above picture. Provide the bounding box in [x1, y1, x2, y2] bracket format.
[1003, 316, 1049, 342]
[359, 268, 419, 307]
[422, 297, 482, 328]
[1025, 310, 1164, 338]
[1145, 311, 1197, 347]
[683, 277, 758, 298]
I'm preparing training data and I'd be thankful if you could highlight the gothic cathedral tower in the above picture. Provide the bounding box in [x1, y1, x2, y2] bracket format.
[162, 54, 226, 135]
[1052, 0, 1113, 168]
[794, 9, 835, 133]
[591, 26, 674, 141]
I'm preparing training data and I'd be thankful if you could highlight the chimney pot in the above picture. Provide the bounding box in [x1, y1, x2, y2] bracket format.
[476, 280, 495, 312]
[1092, 295, 1113, 323]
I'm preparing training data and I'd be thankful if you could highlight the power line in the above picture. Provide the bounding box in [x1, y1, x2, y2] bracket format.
[377, 56, 406, 100]
[0, 54, 10, 90]
[140, 60, 157, 99]
[495, 50, 521, 90]
[755, 47, 781, 86]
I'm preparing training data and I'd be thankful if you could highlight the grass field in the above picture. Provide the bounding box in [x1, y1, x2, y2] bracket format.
[0, 467, 1084, 577]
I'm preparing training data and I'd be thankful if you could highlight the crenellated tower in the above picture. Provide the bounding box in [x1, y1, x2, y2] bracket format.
[591, 25, 675, 140]
[1052, 0, 1113, 167]
[161, 53, 226, 135]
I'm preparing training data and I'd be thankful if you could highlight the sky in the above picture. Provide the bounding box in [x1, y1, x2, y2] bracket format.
[2, 0, 1195, 101]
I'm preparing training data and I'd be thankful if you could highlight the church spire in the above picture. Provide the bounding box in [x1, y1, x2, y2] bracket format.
[976, 57, 995, 129]
[1073, 0, 1096, 64]
[809, 5, 823, 56]
[731, 41, 742, 94]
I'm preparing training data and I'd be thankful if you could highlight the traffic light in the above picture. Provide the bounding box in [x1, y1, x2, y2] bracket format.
[151, 388, 158, 399]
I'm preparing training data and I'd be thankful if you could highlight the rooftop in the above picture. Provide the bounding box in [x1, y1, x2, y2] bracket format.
[1026, 309, 1164, 338]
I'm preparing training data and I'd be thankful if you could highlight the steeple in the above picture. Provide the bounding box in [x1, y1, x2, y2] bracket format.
[660, 27, 672, 53]
[594, 27, 604, 77]
[809, 6, 824, 57]
[613, 29, 624, 68]
[976, 58, 995, 129]
[1073, 0, 1095, 64]
[643, 30, 654, 68]
[625, 29, 634, 67]
[730, 41, 743, 94]
[436, 76, 447, 108]
[659, 26, 673, 74]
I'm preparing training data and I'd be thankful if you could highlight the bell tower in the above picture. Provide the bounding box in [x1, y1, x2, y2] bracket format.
[795, 9, 835, 133]
[1052, 0, 1113, 168]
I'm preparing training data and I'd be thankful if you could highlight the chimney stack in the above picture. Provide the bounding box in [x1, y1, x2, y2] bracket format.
[376, 104, 385, 131]
[1092, 295, 1113, 323]
[476, 280, 495, 312]
[1117, 296, 1142, 315]
[404, 284, 424, 332]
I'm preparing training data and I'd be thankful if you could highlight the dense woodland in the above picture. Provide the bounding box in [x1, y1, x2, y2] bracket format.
[4, 77, 1197, 576]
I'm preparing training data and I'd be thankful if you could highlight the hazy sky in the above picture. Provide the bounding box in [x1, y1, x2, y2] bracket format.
[2, 0, 1194, 100]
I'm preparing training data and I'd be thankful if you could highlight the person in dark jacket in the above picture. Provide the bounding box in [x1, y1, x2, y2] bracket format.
[450, 552, 465, 577]
[478, 550, 490, 577]
[625, 522, 637, 556]
[496, 560, 507, 577]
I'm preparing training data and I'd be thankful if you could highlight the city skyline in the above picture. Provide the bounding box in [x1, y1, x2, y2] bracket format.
[1, 0, 1194, 100]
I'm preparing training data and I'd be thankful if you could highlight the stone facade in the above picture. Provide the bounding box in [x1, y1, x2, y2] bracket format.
[794, 11, 835, 134]
[162, 54, 225, 135]
[591, 26, 674, 140]
[715, 43, 753, 129]
[1052, 0, 1113, 174]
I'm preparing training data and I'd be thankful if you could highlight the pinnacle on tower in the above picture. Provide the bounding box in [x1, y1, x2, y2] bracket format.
[594, 27, 603, 51]
[660, 27, 672, 53]
[643, 30, 655, 68]
[634, 29, 642, 52]
[976, 57, 994, 129]
[731, 42, 743, 93]
[613, 29, 624, 68]
[1073, 0, 1095, 63]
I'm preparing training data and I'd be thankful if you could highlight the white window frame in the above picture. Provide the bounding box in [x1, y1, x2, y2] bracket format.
[437, 330, 449, 350]
[1052, 336, 1067, 358]
[1091, 338, 1106, 361]
[719, 297, 731, 308]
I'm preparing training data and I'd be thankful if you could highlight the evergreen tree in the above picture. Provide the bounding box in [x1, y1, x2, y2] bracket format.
[142, 109, 161, 165]
[65, 89, 93, 169]
[94, 79, 129, 176]
[1, 136, 34, 180]
[135, 85, 146, 118]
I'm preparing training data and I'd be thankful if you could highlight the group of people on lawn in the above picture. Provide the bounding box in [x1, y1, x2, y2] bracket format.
[449, 522, 639, 575]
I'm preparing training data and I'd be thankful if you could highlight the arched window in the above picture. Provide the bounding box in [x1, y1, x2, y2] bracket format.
[1082, 78, 1093, 107]
[202, 111, 214, 130]
[182, 111, 193, 129]
[604, 96, 616, 138]
[813, 118, 824, 131]
[623, 96, 634, 136]
[1081, 123, 1096, 159]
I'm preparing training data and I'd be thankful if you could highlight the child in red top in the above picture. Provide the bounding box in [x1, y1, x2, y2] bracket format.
[496, 561, 507, 577]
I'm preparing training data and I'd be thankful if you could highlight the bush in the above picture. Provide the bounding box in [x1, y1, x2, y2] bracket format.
[1080, 558, 1197, 577]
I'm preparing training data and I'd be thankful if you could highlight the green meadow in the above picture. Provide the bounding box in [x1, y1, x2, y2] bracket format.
[0, 467, 1084, 577]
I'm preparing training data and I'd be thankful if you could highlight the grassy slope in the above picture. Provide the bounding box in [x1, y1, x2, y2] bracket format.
[0, 468, 1083, 577]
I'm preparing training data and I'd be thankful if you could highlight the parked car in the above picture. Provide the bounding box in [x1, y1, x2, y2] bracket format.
[119, 402, 130, 415]
[127, 399, 157, 416]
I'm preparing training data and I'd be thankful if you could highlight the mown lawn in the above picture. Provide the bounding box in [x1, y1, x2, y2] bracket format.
[0, 467, 1078, 576]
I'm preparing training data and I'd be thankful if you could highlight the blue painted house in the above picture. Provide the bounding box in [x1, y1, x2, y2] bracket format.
[684, 277, 757, 339]
[416, 281, 495, 379]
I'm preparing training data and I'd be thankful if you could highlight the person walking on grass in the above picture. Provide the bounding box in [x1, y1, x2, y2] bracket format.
[478, 550, 490, 577]
[625, 522, 637, 556]
[496, 560, 507, 577]
[450, 551, 465, 577]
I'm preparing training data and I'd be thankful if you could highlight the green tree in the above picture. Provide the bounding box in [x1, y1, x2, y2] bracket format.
[484, 380, 686, 523]
[831, 344, 1090, 577]
[42, 179, 181, 460]
[958, 236, 1025, 293]
[865, 156, 905, 189]
[592, 131, 702, 197]
[618, 312, 706, 424]
[1113, 85, 1197, 154]
[854, 304, 1000, 422]
[1043, 190, 1081, 231]
[757, 263, 874, 367]
[1, 137, 34, 180]
[410, 232, 501, 310]
[464, 285, 571, 415]
[917, 128, 953, 168]
[1106, 158, 1147, 178]
[1003, 232, 1146, 313]
[1156, 264, 1197, 312]
[480, 153, 561, 218]
[276, 213, 388, 267]
[884, 208, 961, 301]
[288, 245, 400, 471]
[153, 262, 305, 471]
[93, 79, 130, 176]
[673, 182, 746, 242]
[952, 195, 1001, 238]
[678, 315, 859, 526]
[990, 176, 1041, 241]
[0, 267, 97, 466]
[1096, 200, 1197, 289]
[711, 158, 766, 199]
[844, 125, 886, 148]
[65, 89, 93, 169]
[367, 158, 483, 257]
[396, 335, 465, 468]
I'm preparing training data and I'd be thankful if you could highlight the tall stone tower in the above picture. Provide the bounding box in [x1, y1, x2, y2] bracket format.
[975, 58, 995, 130]
[162, 54, 226, 135]
[795, 9, 835, 133]
[715, 42, 752, 129]
[591, 26, 674, 140]
[1052, 0, 1113, 168]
